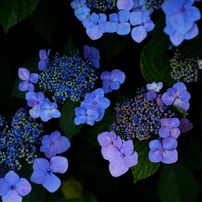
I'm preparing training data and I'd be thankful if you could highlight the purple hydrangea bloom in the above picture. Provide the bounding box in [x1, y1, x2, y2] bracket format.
[130, 10, 155, 43]
[0, 170, 31, 202]
[159, 118, 181, 139]
[25, 91, 45, 118]
[161, 0, 201, 46]
[179, 117, 193, 133]
[97, 131, 122, 160]
[38, 49, 50, 71]
[149, 138, 178, 164]
[146, 81, 163, 92]
[107, 139, 138, 177]
[40, 130, 71, 158]
[82, 12, 107, 40]
[83, 45, 100, 69]
[18, 68, 38, 92]
[106, 11, 131, 35]
[74, 106, 99, 126]
[117, 0, 134, 11]
[100, 69, 126, 93]
[30, 156, 68, 193]
[162, 82, 191, 112]
[40, 101, 61, 122]
[70, 0, 90, 21]
[81, 88, 110, 121]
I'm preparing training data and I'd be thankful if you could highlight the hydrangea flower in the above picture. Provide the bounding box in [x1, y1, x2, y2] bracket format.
[18, 68, 38, 92]
[0, 170, 31, 202]
[106, 11, 131, 35]
[83, 45, 100, 69]
[25, 91, 45, 118]
[81, 88, 110, 121]
[179, 117, 193, 133]
[149, 138, 178, 164]
[159, 118, 181, 139]
[146, 81, 163, 92]
[82, 12, 107, 40]
[40, 100, 61, 122]
[74, 106, 99, 126]
[107, 139, 138, 177]
[100, 69, 126, 93]
[40, 130, 71, 158]
[130, 10, 155, 43]
[161, 0, 201, 46]
[38, 49, 50, 70]
[70, 0, 90, 21]
[162, 82, 191, 112]
[30, 156, 68, 193]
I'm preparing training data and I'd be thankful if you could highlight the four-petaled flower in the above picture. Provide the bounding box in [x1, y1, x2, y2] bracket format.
[40, 130, 71, 158]
[18, 68, 38, 92]
[149, 138, 178, 164]
[38, 49, 50, 71]
[0, 170, 31, 202]
[30, 156, 68, 193]
[100, 69, 126, 93]
[146, 81, 163, 92]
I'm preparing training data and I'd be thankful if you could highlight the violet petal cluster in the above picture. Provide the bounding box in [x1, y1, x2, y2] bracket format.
[0, 170, 31, 202]
[100, 69, 126, 93]
[38, 49, 50, 70]
[30, 156, 68, 193]
[97, 131, 138, 177]
[40, 130, 71, 158]
[18, 68, 38, 92]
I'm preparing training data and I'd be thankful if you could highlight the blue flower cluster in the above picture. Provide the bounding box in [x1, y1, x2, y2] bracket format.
[38, 50, 99, 102]
[71, 0, 201, 46]
[0, 109, 44, 170]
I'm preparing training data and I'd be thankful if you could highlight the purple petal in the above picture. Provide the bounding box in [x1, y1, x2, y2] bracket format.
[110, 81, 120, 90]
[29, 105, 41, 118]
[54, 136, 71, 153]
[121, 140, 134, 156]
[30, 170, 46, 184]
[123, 151, 138, 167]
[173, 82, 187, 91]
[90, 12, 99, 23]
[173, 99, 190, 112]
[107, 147, 122, 162]
[4, 171, 19, 185]
[146, 90, 157, 101]
[29, 73, 39, 83]
[49, 131, 61, 142]
[149, 139, 162, 150]
[170, 118, 180, 127]
[184, 23, 199, 40]
[159, 126, 170, 138]
[131, 26, 147, 43]
[184, 6, 201, 22]
[0, 179, 9, 196]
[161, 92, 175, 105]
[19, 81, 28, 91]
[109, 13, 118, 22]
[111, 69, 126, 84]
[117, 23, 131, 35]
[50, 156, 68, 173]
[15, 178, 31, 196]
[40, 144, 50, 153]
[92, 88, 104, 97]
[170, 128, 181, 139]
[162, 137, 178, 150]
[39, 50, 47, 60]
[2, 190, 22, 202]
[100, 71, 111, 80]
[117, 0, 134, 11]
[179, 91, 191, 102]
[179, 118, 193, 133]
[42, 173, 61, 193]
[82, 17, 94, 29]
[162, 149, 178, 164]
[33, 158, 49, 170]
[86, 26, 103, 40]
[27, 83, 35, 92]
[18, 68, 30, 81]
[149, 150, 162, 163]
[25, 92, 36, 102]
[118, 10, 130, 22]
[130, 11, 143, 26]
[97, 131, 117, 146]
[44, 146, 58, 158]
[170, 31, 184, 46]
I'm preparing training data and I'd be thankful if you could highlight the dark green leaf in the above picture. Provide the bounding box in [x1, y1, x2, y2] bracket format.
[59, 99, 82, 139]
[99, 33, 129, 61]
[140, 44, 175, 90]
[0, 0, 39, 33]
[147, 14, 171, 60]
[63, 36, 78, 56]
[158, 160, 198, 202]
[131, 139, 161, 183]
[31, 0, 69, 45]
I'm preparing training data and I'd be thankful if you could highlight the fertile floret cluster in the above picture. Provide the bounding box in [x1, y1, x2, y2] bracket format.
[0, 109, 44, 170]
[170, 49, 198, 83]
[38, 52, 98, 102]
[110, 88, 177, 140]
[86, 0, 117, 12]
[146, 0, 164, 10]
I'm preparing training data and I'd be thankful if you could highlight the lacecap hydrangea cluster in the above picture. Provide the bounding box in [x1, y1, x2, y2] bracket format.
[70, 0, 201, 46]
[97, 81, 193, 177]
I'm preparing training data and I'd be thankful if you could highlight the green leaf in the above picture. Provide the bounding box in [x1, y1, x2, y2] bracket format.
[99, 33, 129, 61]
[31, 0, 69, 45]
[0, 0, 39, 33]
[158, 160, 198, 202]
[11, 57, 40, 99]
[131, 139, 160, 183]
[147, 14, 171, 60]
[63, 36, 78, 56]
[59, 99, 82, 139]
[140, 44, 175, 90]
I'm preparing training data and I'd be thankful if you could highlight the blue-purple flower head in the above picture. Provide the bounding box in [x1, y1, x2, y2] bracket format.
[82, 12, 107, 40]
[149, 137, 178, 164]
[162, 0, 201, 46]
[40, 130, 71, 158]
[31, 156, 68, 193]
[0, 170, 31, 202]
[100, 69, 126, 93]
[18, 68, 38, 92]
[97, 131, 138, 177]
[38, 49, 50, 70]
[83, 45, 100, 69]
[162, 82, 191, 112]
